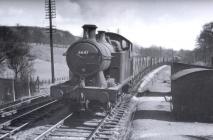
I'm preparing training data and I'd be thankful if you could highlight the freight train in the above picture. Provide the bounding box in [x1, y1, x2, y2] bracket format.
[50, 24, 164, 112]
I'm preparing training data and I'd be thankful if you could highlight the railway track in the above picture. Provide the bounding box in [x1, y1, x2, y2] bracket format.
[0, 96, 56, 128]
[31, 95, 135, 140]
[30, 111, 106, 140]
[0, 86, 50, 109]
[0, 93, 50, 117]
[88, 95, 134, 140]
[0, 99, 61, 139]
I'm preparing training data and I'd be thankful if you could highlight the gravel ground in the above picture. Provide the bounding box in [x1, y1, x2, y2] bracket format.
[130, 65, 213, 140]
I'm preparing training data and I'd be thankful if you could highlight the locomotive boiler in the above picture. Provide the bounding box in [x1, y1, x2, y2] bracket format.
[51, 24, 133, 111]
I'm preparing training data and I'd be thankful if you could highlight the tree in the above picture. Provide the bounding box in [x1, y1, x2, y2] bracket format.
[196, 22, 213, 64]
[177, 49, 194, 64]
[138, 45, 174, 60]
[0, 26, 21, 64]
[0, 26, 34, 79]
[7, 43, 34, 79]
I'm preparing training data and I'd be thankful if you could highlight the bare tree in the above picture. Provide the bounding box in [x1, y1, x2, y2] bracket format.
[0, 26, 35, 79]
[7, 43, 34, 79]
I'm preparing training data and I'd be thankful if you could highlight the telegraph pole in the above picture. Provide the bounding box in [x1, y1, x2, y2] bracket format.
[45, 0, 56, 83]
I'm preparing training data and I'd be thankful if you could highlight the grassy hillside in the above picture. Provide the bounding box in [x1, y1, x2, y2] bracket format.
[0, 26, 77, 80]
[0, 26, 77, 45]
[29, 43, 69, 80]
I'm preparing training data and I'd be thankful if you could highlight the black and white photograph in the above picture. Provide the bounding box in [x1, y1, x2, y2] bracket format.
[0, 0, 213, 139]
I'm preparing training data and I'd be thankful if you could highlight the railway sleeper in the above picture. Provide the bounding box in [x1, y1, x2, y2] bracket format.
[55, 130, 91, 134]
[1, 121, 11, 129]
[105, 119, 120, 123]
[109, 111, 118, 116]
[105, 118, 127, 125]
[75, 126, 96, 130]
[49, 135, 87, 139]
[105, 120, 121, 124]
[115, 106, 128, 110]
[105, 119, 119, 123]
[54, 128, 91, 133]
[102, 122, 118, 126]
[119, 104, 129, 107]
[93, 135, 114, 139]
[108, 115, 122, 119]
[99, 126, 116, 129]
[84, 122, 100, 126]
[67, 119, 99, 124]
[113, 114, 124, 118]
[99, 128, 119, 131]
[67, 123, 97, 128]
[1, 110, 17, 117]
[56, 137, 86, 140]
[100, 124, 122, 128]
[115, 112, 125, 116]
[95, 131, 114, 135]
[67, 120, 95, 124]
[114, 110, 125, 114]
[51, 132, 90, 137]
[2, 126, 17, 131]
[117, 108, 128, 112]
[115, 108, 126, 112]
[117, 109, 128, 112]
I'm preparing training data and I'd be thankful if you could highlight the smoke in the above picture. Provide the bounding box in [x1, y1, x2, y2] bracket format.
[0, 0, 213, 50]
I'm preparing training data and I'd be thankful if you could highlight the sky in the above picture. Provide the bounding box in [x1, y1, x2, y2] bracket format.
[0, 0, 213, 50]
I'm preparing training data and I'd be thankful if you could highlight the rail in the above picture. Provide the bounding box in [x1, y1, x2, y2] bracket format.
[0, 99, 58, 139]
[88, 95, 133, 140]
[34, 113, 73, 140]
[0, 93, 49, 116]
[87, 108, 116, 139]
[31, 96, 128, 140]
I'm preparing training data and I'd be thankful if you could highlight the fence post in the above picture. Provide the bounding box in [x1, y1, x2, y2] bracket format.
[36, 76, 40, 92]
[12, 79, 16, 101]
[28, 76, 31, 97]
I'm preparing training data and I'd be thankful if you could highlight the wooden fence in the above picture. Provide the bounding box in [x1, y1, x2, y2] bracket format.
[0, 76, 69, 105]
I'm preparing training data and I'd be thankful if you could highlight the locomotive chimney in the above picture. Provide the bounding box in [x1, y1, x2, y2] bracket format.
[98, 31, 107, 42]
[82, 24, 97, 40]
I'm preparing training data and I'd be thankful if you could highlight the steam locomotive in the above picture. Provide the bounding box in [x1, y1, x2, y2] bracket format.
[50, 24, 165, 111]
[51, 24, 134, 111]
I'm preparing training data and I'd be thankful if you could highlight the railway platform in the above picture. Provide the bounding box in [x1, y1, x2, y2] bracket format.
[130, 65, 213, 140]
